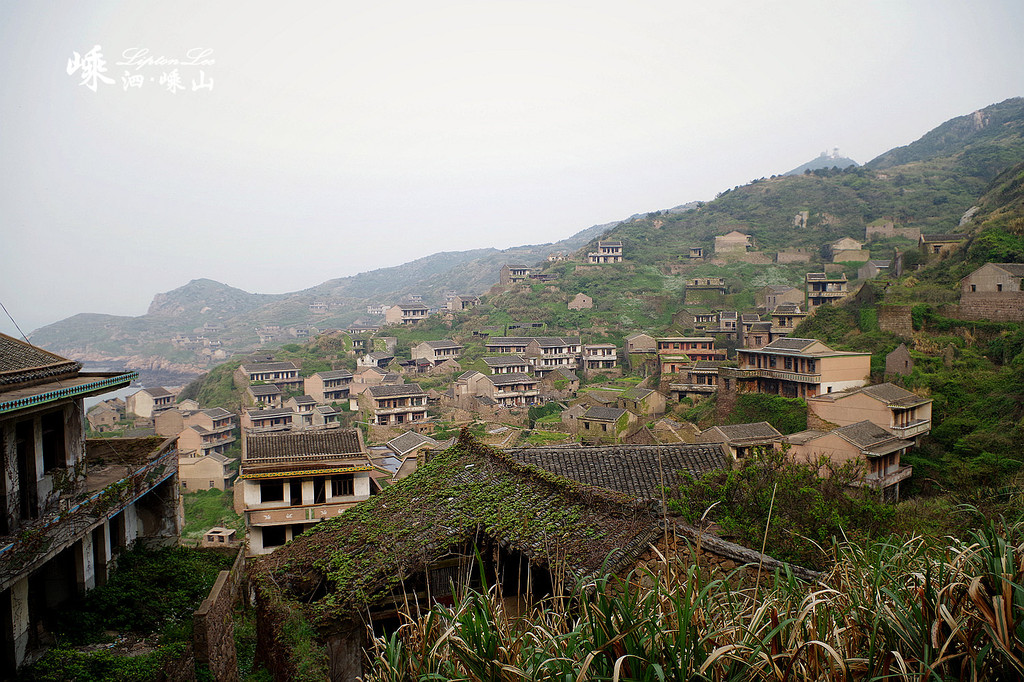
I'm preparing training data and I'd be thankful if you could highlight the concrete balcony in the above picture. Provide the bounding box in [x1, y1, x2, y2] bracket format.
[860, 465, 913, 490]
[670, 383, 717, 394]
[889, 420, 930, 439]
[373, 403, 428, 415]
[246, 499, 367, 525]
[733, 368, 821, 384]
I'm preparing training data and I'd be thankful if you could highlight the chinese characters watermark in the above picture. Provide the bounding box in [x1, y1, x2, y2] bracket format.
[67, 46, 215, 93]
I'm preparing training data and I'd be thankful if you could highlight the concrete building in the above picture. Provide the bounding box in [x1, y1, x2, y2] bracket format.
[482, 356, 531, 375]
[125, 386, 176, 419]
[524, 337, 582, 377]
[499, 264, 532, 285]
[806, 383, 932, 443]
[587, 240, 623, 264]
[245, 383, 283, 408]
[829, 237, 870, 262]
[235, 361, 303, 392]
[699, 422, 783, 460]
[731, 337, 871, 399]
[236, 429, 376, 555]
[179, 451, 235, 491]
[360, 384, 429, 426]
[805, 273, 849, 310]
[714, 230, 753, 253]
[656, 337, 726, 374]
[305, 370, 353, 404]
[411, 340, 463, 366]
[568, 293, 593, 310]
[384, 303, 429, 325]
[0, 334, 180, 673]
[583, 344, 618, 372]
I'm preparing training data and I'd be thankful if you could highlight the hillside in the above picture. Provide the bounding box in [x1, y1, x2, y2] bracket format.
[784, 149, 858, 175]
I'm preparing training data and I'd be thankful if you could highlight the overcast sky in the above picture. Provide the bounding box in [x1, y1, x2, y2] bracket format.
[2, 1, 1023, 336]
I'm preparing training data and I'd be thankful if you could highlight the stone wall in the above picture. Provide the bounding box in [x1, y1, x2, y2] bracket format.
[865, 223, 920, 241]
[877, 304, 914, 338]
[776, 248, 812, 263]
[952, 293, 1024, 322]
[193, 549, 245, 682]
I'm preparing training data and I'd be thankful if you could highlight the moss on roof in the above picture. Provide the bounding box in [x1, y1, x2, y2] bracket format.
[254, 429, 660, 629]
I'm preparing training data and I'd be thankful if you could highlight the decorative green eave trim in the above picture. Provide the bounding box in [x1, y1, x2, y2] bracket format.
[0, 371, 137, 415]
[240, 465, 373, 480]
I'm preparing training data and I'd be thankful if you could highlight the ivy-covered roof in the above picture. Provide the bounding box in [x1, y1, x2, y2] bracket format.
[254, 431, 661, 628]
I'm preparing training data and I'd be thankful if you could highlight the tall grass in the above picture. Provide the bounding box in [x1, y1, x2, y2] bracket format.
[365, 520, 1024, 681]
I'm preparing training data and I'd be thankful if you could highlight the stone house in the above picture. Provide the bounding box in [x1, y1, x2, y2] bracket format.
[806, 382, 932, 443]
[885, 344, 913, 378]
[241, 407, 294, 433]
[86, 402, 122, 432]
[858, 260, 891, 280]
[540, 368, 580, 398]
[578, 406, 638, 444]
[624, 332, 657, 354]
[452, 371, 540, 408]
[758, 285, 804, 311]
[742, 321, 774, 349]
[698, 422, 783, 460]
[829, 237, 869, 262]
[349, 367, 404, 397]
[617, 387, 666, 416]
[957, 263, 1024, 321]
[524, 337, 582, 377]
[0, 334, 179, 672]
[446, 295, 480, 311]
[357, 351, 395, 369]
[484, 336, 534, 355]
[770, 303, 808, 336]
[583, 343, 618, 372]
[668, 361, 720, 402]
[714, 230, 753, 253]
[284, 395, 318, 428]
[235, 429, 377, 555]
[568, 293, 593, 310]
[251, 436, 812, 680]
[919, 233, 967, 259]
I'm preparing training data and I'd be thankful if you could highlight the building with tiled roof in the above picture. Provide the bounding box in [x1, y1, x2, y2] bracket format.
[411, 339, 463, 366]
[587, 239, 623, 264]
[235, 360, 303, 392]
[126, 386, 176, 419]
[805, 272, 849, 310]
[730, 337, 871, 399]
[483, 355, 531, 374]
[305, 369, 353, 403]
[578, 406, 637, 444]
[785, 420, 913, 501]
[698, 422, 783, 460]
[238, 429, 374, 555]
[807, 382, 932, 442]
[246, 382, 283, 408]
[252, 433, 816, 676]
[360, 383, 428, 426]
[0, 333, 178, 671]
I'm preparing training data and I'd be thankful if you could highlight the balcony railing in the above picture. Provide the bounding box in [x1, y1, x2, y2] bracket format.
[889, 420, 930, 439]
[246, 499, 367, 525]
[732, 368, 821, 384]
[860, 465, 913, 489]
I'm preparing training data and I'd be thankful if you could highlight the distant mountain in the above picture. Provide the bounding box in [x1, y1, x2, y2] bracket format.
[785, 149, 859, 176]
[147, 278, 284, 319]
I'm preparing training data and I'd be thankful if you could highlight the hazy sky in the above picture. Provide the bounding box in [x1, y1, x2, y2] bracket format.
[2, 1, 1023, 336]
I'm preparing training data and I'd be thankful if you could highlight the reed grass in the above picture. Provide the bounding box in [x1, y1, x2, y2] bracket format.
[364, 519, 1023, 681]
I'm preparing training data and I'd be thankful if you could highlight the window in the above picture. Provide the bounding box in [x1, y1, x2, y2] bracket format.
[997, 284, 1003, 292]
[332, 474, 354, 497]
[971, 284, 977, 292]
[41, 411, 66, 472]
[209, 480, 215, 488]
[260, 480, 285, 503]
[262, 525, 286, 548]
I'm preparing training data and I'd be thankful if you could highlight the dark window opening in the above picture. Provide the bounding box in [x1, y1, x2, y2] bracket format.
[313, 478, 326, 504]
[16, 420, 38, 520]
[332, 474, 354, 497]
[262, 525, 286, 547]
[260, 480, 285, 503]
[290, 479, 302, 505]
[41, 411, 66, 472]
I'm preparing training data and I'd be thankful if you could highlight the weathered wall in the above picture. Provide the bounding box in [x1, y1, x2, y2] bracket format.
[193, 549, 245, 682]
[865, 223, 920, 241]
[877, 305, 914, 338]
[953, 293, 1024, 322]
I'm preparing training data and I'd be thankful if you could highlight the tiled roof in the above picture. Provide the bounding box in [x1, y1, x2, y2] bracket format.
[0, 334, 80, 387]
[555, 368, 579, 381]
[290, 395, 316, 405]
[991, 263, 1024, 276]
[203, 407, 233, 419]
[485, 337, 535, 346]
[621, 387, 655, 401]
[248, 384, 282, 396]
[367, 351, 394, 360]
[921, 233, 967, 242]
[749, 322, 773, 332]
[245, 429, 365, 460]
[532, 337, 581, 347]
[457, 370, 482, 381]
[316, 405, 341, 415]
[740, 314, 760, 323]
[245, 408, 293, 419]
[761, 337, 818, 352]
[509, 443, 727, 500]
[386, 431, 438, 456]
[583, 406, 628, 422]
[139, 386, 173, 398]
[256, 435, 665, 623]
[834, 420, 904, 449]
[859, 383, 930, 407]
[242, 361, 299, 372]
[483, 356, 528, 367]
[316, 369, 353, 380]
[368, 383, 425, 398]
[773, 303, 803, 313]
[489, 372, 537, 386]
[703, 422, 782, 444]
[424, 339, 462, 349]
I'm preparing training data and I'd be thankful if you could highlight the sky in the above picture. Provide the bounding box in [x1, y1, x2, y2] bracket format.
[1, 1, 1023, 336]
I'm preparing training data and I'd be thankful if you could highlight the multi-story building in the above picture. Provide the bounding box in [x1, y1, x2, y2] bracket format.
[587, 240, 623, 264]
[246, 383, 283, 408]
[125, 386, 176, 419]
[360, 384, 429, 426]
[525, 337, 582, 377]
[241, 408, 294, 433]
[805, 273, 849, 310]
[0, 334, 180, 672]
[384, 303, 429, 325]
[499, 264, 532, 285]
[284, 395, 318, 428]
[235, 429, 377, 555]
[484, 373, 540, 407]
[234, 361, 303, 392]
[305, 370, 353, 403]
[730, 337, 871, 399]
[446, 295, 480, 311]
[174, 408, 237, 458]
[484, 337, 534, 355]
[806, 383, 932, 443]
[411, 340, 463, 366]
[769, 303, 808, 337]
[699, 422, 783, 460]
[483, 356, 531, 374]
[583, 344, 618, 371]
[656, 336, 726, 374]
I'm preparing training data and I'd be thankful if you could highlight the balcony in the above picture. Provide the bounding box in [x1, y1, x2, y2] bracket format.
[374, 403, 427, 415]
[246, 500, 366, 525]
[889, 420, 931, 439]
[860, 465, 913, 490]
[732, 368, 821, 384]
[669, 383, 717, 394]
